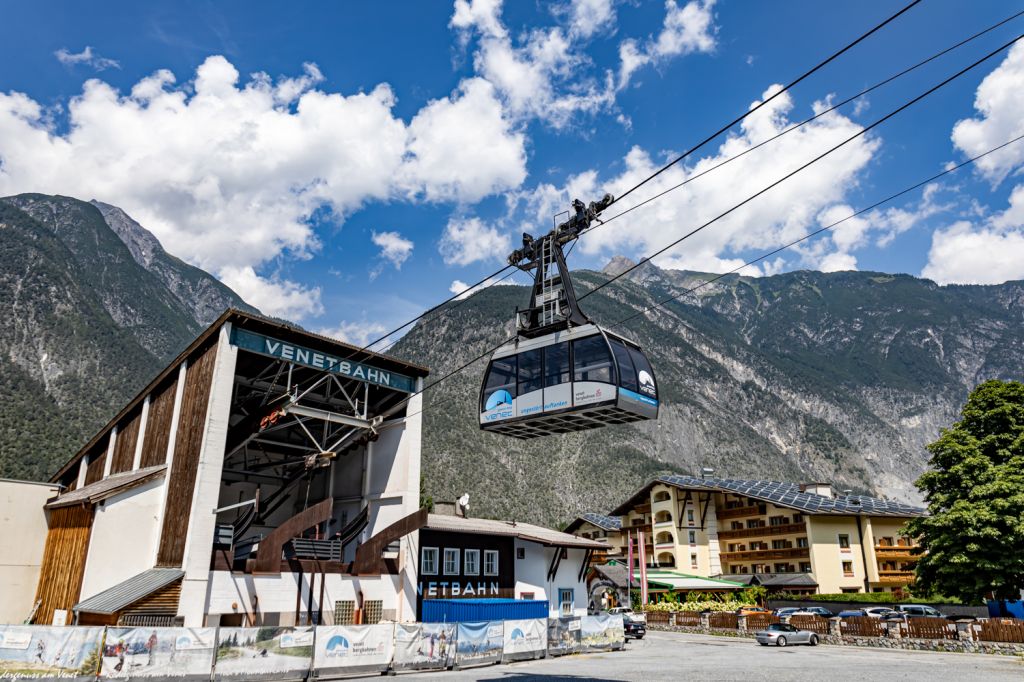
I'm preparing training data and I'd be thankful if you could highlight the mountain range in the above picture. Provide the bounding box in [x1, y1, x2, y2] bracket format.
[1, 193, 1022, 527]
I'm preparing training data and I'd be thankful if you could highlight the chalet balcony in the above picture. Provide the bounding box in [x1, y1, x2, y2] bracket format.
[877, 570, 915, 585]
[874, 545, 920, 561]
[719, 547, 810, 562]
[717, 522, 807, 541]
[716, 505, 766, 521]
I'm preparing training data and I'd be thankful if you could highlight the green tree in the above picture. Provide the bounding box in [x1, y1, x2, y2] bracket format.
[907, 380, 1024, 603]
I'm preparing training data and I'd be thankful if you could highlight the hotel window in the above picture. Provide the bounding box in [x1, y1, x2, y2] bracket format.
[842, 561, 854, 577]
[796, 537, 809, 548]
[443, 548, 460, 575]
[838, 534, 851, 549]
[690, 553, 698, 569]
[731, 521, 743, 530]
[774, 563, 789, 572]
[687, 510, 695, 524]
[559, 588, 574, 616]
[771, 539, 787, 549]
[484, 550, 499, 576]
[799, 562, 812, 572]
[793, 514, 804, 524]
[421, 547, 438, 575]
[769, 516, 787, 526]
[465, 549, 480, 576]
[688, 531, 696, 544]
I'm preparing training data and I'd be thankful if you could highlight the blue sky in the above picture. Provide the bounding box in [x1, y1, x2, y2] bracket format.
[2, 1, 1024, 344]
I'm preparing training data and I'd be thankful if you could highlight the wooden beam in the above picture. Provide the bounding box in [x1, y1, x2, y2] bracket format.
[253, 498, 333, 574]
[352, 507, 428, 575]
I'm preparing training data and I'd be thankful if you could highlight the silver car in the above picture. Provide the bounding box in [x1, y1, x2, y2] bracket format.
[755, 622, 820, 647]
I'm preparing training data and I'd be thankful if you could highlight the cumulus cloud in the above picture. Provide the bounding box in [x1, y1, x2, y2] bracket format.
[440, 216, 511, 265]
[951, 41, 1024, 184]
[519, 84, 878, 275]
[617, 0, 717, 90]
[921, 220, 1024, 285]
[371, 230, 414, 270]
[54, 46, 120, 71]
[566, 0, 616, 39]
[0, 56, 527, 318]
[317, 320, 389, 347]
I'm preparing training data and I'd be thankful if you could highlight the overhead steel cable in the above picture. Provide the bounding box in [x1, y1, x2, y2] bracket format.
[580, 7, 1024, 241]
[376, 32, 1024, 421]
[388, 132, 1024, 426]
[320, 0, 923, 361]
[606, 0, 924, 210]
[608, 132, 1024, 331]
[577, 31, 1024, 305]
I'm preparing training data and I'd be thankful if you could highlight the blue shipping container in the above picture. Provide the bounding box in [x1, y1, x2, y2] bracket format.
[421, 598, 549, 623]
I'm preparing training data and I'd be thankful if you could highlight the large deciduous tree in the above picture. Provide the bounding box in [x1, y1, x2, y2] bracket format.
[908, 380, 1024, 603]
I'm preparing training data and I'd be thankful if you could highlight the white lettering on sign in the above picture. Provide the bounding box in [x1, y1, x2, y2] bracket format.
[418, 581, 501, 598]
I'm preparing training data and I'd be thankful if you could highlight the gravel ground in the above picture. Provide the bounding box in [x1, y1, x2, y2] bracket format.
[393, 629, 1024, 681]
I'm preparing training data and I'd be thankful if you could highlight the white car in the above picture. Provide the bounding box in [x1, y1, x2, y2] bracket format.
[863, 607, 897, 618]
[607, 606, 646, 623]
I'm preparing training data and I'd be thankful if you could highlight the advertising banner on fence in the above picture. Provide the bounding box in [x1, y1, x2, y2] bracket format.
[502, 618, 546, 661]
[454, 621, 502, 668]
[547, 617, 581, 656]
[0, 625, 104, 681]
[580, 614, 624, 651]
[313, 624, 394, 676]
[100, 627, 216, 680]
[213, 627, 313, 681]
[393, 623, 455, 671]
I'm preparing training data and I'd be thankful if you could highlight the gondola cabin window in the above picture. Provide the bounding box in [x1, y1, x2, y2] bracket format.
[572, 335, 613, 382]
[543, 342, 570, 387]
[517, 349, 542, 394]
[609, 338, 637, 392]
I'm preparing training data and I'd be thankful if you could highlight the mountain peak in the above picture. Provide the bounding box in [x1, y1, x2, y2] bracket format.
[602, 255, 638, 277]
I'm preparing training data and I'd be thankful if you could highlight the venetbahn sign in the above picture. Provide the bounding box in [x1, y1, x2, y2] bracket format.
[231, 328, 416, 393]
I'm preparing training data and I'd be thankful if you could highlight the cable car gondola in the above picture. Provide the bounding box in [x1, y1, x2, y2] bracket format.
[479, 195, 659, 439]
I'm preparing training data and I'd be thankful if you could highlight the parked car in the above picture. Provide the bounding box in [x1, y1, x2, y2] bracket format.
[737, 606, 771, 616]
[863, 607, 897, 618]
[607, 606, 646, 624]
[773, 607, 803, 617]
[794, 606, 833, 618]
[623, 618, 647, 640]
[837, 609, 868, 618]
[895, 604, 947, 618]
[755, 622, 820, 647]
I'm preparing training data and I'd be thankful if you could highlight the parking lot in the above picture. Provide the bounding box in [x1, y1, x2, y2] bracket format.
[399, 630, 1024, 681]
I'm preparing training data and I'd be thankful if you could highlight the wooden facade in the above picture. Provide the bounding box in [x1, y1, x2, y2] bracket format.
[157, 342, 217, 567]
[109, 408, 142, 475]
[140, 377, 178, 469]
[416, 529, 516, 618]
[33, 505, 93, 624]
[83, 448, 106, 486]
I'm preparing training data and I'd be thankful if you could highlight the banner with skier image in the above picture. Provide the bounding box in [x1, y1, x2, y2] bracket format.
[0, 625, 104, 681]
[99, 627, 216, 681]
[213, 627, 313, 681]
[546, 617, 581, 656]
[392, 623, 455, 671]
[454, 621, 502, 668]
[580, 614, 624, 651]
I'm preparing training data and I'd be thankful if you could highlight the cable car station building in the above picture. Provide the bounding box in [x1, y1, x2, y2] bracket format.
[33, 310, 429, 627]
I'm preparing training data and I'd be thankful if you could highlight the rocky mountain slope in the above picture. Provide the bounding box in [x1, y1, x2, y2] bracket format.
[392, 259, 1024, 526]
[0, 194, 253, 481]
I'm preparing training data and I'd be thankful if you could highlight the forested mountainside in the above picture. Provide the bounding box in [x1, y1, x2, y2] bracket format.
[0, 194, 253, 480]
[392, 259, 1024, 526]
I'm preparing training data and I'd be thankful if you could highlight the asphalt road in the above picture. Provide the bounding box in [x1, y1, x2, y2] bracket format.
[395, 630, 1024, 681]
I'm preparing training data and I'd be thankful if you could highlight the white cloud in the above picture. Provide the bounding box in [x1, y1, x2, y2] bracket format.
[951, 41, 1024, 185]
[617, 0, 717, 90]
[567, 0, 616, 39]
[371, 230, 414, 269]
[522, 84, 878, 275]
[54, 46, 120, 71]
[0, 56, 527, 319]
[992, 183, 1024, 229]
[317, 320, 389, 347]
[449, 273, 520, 300]
[921, 220, 1024, 285]
[440, 216, 511, 265]
[219, 266, 323, 319]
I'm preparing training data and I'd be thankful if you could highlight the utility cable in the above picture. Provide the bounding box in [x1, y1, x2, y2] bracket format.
[578, 32, 1024, 305]
[581, 8, 1024, 241]
[607, 0, 924, 210]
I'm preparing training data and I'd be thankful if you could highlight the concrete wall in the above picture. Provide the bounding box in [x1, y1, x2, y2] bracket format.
[79, 477, 165, 601]
[205, 570, 408, 625]
[512, 539, 588, 618]
[0, 479, 60, 624]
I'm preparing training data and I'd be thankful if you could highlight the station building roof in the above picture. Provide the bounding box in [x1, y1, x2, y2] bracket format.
[424, 513, 607, 549]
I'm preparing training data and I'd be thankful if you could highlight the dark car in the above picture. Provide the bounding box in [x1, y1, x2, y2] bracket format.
[624, 619, 646, 640]
[838, 609, 868, 618]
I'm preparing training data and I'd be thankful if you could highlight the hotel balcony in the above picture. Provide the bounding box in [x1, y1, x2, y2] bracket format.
[877, 570, 915, 585]
[874, 545, 920, 561]
[719, 547, 810, 562]
[717, 522, 807, 540]
[716, 505, 766, 521]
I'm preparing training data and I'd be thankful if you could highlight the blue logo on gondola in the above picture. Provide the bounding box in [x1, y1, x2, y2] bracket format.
[485, 389, 513, 411]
